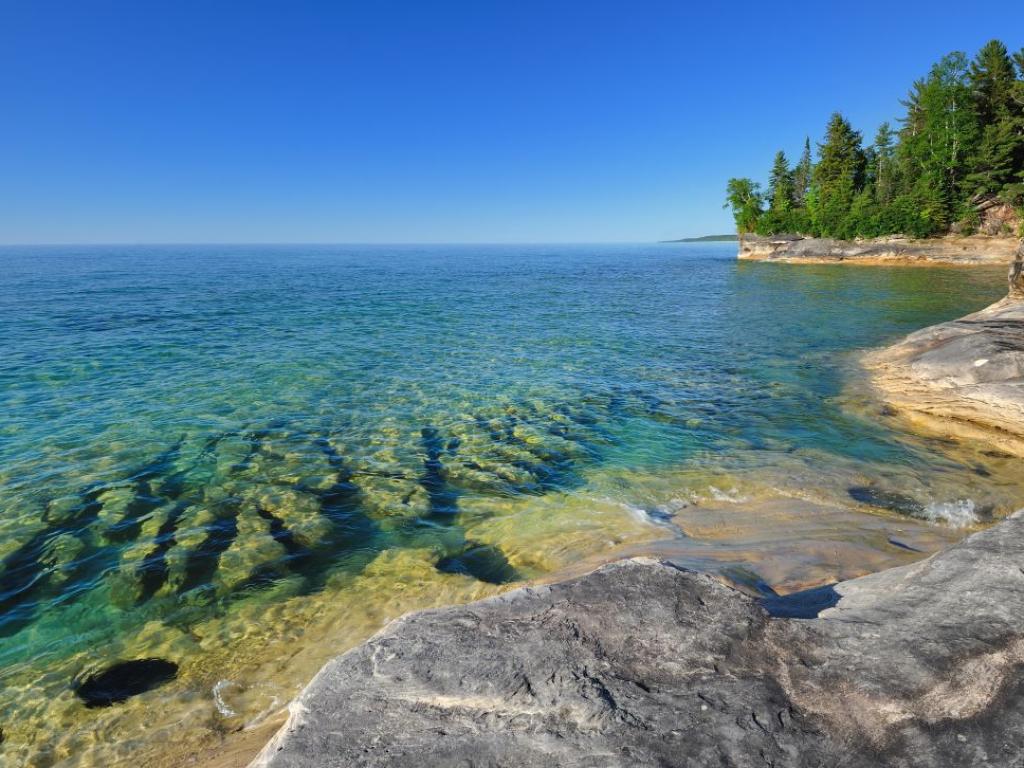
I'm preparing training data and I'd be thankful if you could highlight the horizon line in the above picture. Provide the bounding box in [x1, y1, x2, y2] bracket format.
[0, 239, 727, 248]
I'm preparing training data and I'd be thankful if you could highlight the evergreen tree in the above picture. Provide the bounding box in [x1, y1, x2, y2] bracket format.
[967, 119, 1021, 196]
[898, 52, 979, 229]
[970, 40, 1018, 123]
[969, 41, 1016, 120]
[792, 138, 813, 206]
[1009, 49, 1024, 207]
[872, 123, 898, 205]
[896, 77, 927, 195]
[767, 151, 794, 212]
[723, 178, 763, 234]
[810, 113, 865, 237]
[732, 40, 1024, 240]
[966, 40, 1023, 198]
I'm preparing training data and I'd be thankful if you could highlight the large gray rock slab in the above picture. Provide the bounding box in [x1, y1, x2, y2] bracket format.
[253, 511, 1024, 767]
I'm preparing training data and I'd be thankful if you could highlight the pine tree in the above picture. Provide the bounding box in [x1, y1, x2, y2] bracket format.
[872, 123, 898, 205]
[767, 151, 794, 212]
[810, 113, 866, 237]
[792, 138, 813, 206]
[1010, 49, 1024, 206]
[898, 52, 979, 228]
[970, 40, 1017, 123]
[966, 40, 1023, 199]
[967, 119, 1021, 196]
[734, 41, 1024, 240]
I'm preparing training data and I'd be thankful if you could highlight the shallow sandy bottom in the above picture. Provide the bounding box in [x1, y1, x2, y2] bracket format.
[7, 440, 1018, 768]
[186, 496, 985, 768]
[629, 496, 964, 593]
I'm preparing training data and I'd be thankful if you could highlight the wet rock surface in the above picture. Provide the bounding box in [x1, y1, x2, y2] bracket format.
[253, 511, 1024, 767]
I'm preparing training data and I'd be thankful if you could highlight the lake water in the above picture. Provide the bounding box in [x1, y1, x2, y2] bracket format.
[0, 243, 1018, 766]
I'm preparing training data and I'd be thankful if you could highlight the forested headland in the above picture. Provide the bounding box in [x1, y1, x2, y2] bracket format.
[725, 40, 1024, 240]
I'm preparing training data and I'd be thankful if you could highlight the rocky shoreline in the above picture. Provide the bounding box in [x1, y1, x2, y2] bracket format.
[253, 511, 1024, 767]
[247, 247, 1024, 768]
[864, 240, 1024, 457]
[738, 233, 1017, 265]
[866, 295, 1024, 457]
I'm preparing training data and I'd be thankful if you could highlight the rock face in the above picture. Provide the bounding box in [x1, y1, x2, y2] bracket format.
[1011, 240, 1024, 299]
[974, 196, 1021, 236]
[738, 233, 1017, 265]
[866, 293, 1024, 456]
[252, 511, 1024, 768]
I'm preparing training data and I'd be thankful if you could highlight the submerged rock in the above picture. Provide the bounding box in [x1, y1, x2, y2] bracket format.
[435, 541, 519, 584]
[847, 484, 924, 516]
[251, 511, 1024, 767]
[75, 658, 178, 708]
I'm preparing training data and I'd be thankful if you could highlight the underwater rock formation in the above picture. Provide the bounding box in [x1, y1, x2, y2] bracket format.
[74, 659, 178, 708]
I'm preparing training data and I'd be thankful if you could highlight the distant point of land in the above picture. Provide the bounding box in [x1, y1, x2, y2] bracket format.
[661, 234, 738, 243]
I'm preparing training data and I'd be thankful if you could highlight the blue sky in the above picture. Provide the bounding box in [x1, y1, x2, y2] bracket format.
[1, 1, 1022, 243]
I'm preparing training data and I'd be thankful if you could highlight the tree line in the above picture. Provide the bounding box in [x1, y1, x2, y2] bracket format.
[725, 40, 1024, 239]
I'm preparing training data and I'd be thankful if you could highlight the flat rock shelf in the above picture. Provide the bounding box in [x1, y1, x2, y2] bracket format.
[867, 295, 1024, 456]
[252, 510, 1024, 768]
[738, 234, 1018, 265]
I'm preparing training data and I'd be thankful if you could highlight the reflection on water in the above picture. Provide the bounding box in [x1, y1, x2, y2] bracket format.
[0, 243, 1018, 766]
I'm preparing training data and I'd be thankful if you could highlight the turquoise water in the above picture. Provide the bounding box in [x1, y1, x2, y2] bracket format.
[0, 243, 1016, 765]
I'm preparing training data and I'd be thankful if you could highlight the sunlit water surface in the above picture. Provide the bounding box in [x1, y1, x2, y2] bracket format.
[0, 244, 1019, 766]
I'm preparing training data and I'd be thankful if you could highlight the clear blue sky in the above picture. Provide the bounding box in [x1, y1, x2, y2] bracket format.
[1, 1, 1022, 244]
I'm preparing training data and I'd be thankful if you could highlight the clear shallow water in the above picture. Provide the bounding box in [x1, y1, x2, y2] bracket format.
[0, 243, 1018, 765]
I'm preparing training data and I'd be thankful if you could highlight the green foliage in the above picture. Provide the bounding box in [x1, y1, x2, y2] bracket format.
[871, 123, 898, 205]
[970, 40, 1017, 123]
[967, 119, 1021, 194]
[729, 39, 1024, 240]
[810, 113, 866, 237]
[767, 151, 794, 213]
[898, 53, 979, 222]
[723, 178, 763, 234]
[792, 138, 812, 207]
[956, 205, 981, 236]
[755, 207, 811, 236]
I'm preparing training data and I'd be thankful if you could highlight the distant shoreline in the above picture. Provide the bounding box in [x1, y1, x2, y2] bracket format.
[661, 234, 738, 243]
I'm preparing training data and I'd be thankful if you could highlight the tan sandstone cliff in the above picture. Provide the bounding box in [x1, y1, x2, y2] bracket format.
[866, 242, 1024, 455]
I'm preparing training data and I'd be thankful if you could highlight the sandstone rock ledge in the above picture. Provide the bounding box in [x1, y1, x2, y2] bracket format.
[738, 234, 1017, 265]
[866, 295, 1024, 457]
[252, 510, 1024, 768]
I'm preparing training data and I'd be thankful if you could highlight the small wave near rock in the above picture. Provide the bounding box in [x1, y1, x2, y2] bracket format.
[921, 499, 978, 528]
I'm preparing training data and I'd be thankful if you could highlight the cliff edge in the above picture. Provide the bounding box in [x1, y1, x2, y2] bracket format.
[738, 233, 1018, 265]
